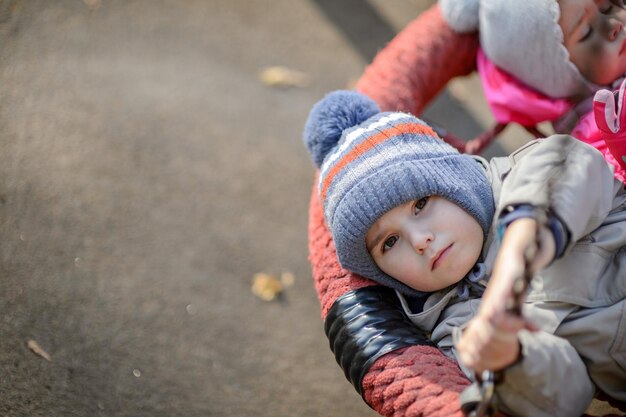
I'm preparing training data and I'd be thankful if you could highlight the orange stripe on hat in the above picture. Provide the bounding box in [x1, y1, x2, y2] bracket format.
[320, 122, 435, 204]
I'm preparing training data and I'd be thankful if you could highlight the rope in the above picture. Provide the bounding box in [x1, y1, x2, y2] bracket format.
[363, 346, 474, 417]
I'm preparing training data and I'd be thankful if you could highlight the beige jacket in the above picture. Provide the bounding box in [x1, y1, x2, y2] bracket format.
[397, 135, 626, 417]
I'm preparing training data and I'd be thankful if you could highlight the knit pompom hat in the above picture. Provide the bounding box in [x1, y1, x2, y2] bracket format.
[303, 91, 495, 297]
[439, 0, 592, 99]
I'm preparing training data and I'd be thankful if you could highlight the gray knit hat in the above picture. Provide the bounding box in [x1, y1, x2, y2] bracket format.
[303, 91, 495, 296]
[439, 0, 593, 98]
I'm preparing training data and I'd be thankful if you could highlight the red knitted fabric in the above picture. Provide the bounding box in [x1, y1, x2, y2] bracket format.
[363, 346, 472, 417]
[307, 3, 626, 416]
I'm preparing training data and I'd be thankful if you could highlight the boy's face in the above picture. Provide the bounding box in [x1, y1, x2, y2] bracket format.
[559, 0, 626, 87]
[365, 196, 484, 293]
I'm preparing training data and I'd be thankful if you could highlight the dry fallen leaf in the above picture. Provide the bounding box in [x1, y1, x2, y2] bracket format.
[26, 339, 51, 361]
[252, 273, 283, 301]
[259, 66, 310, 88]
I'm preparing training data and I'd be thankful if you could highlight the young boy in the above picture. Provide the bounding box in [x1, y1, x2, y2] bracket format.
[439, 0, 626, 180]
[304, 89, 626, 417]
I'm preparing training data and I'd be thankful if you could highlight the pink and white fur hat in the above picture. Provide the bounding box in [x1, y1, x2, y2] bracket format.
[439, 0, 594, 98]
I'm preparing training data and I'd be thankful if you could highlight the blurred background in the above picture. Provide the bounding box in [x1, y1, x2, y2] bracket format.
[0, 1, 526, 416]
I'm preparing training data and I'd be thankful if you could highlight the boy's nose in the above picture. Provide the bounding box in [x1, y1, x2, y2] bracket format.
[409, 229, 433, 254]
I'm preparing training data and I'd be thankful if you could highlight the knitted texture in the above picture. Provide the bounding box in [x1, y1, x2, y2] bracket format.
[362, 346, 472, 417]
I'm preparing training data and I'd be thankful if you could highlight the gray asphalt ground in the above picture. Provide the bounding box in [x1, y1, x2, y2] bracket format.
[0, 1, 543, 417]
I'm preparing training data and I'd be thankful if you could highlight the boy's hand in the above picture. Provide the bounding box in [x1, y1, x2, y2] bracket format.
[594, 78, 626, 168]
[456, 218, 554, 373]
[456, 311, 526, 373]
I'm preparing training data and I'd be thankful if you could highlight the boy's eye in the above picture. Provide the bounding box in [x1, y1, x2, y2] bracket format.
[382, 235, 398, 252]
[413, 197, 429, 214]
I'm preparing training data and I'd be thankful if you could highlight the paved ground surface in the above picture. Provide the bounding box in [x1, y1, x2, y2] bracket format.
[2, 1, 616, 417]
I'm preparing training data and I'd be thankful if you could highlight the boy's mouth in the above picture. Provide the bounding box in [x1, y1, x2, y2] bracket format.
[431, 244, 452, 271]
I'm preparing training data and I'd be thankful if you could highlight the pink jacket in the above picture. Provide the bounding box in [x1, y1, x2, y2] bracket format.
[477, 49, 625, 183]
